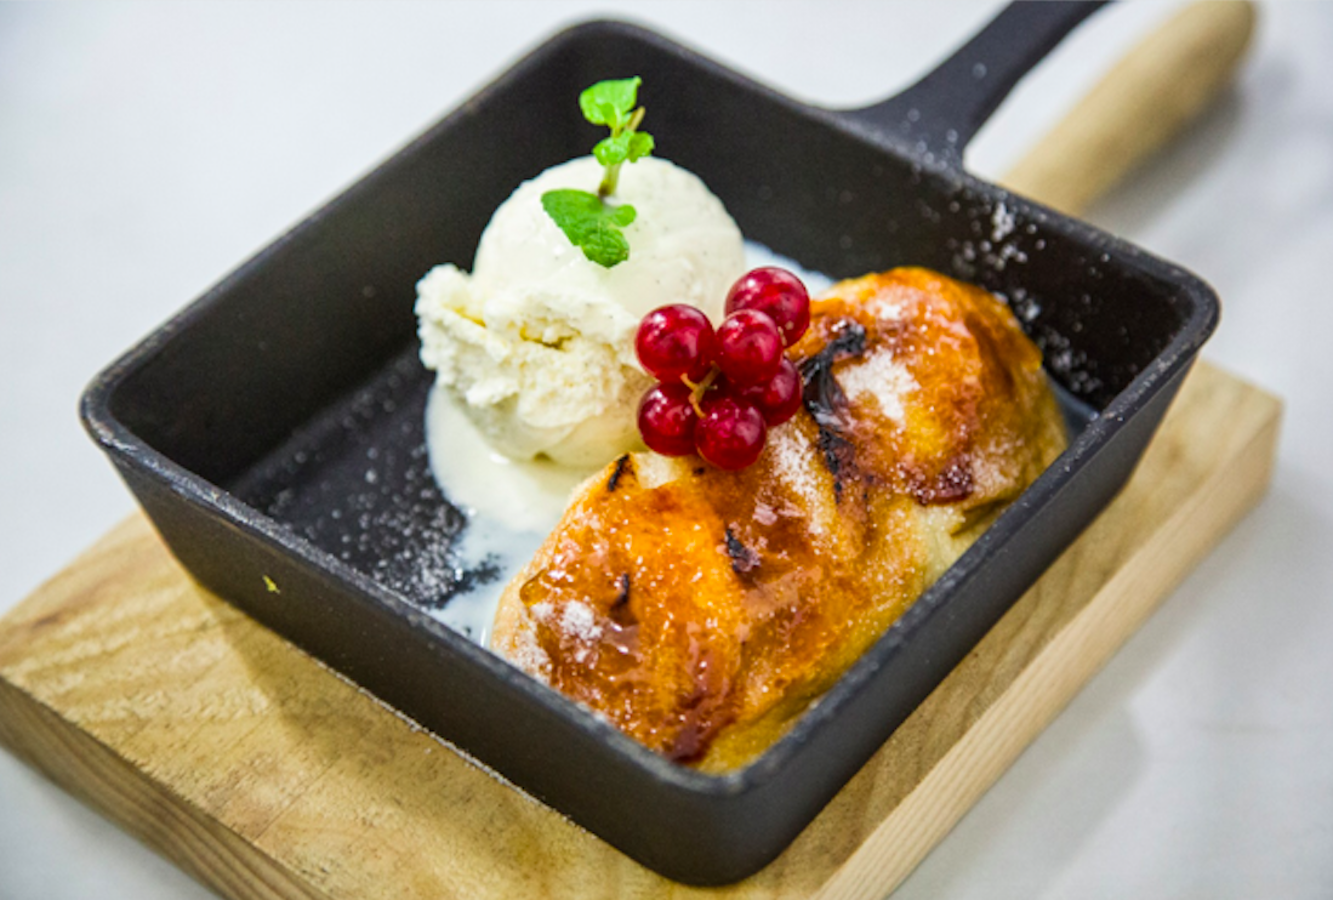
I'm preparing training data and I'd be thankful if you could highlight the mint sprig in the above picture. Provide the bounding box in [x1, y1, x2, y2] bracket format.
[542, 77, 654, 268]
[541, 190, 637, 268]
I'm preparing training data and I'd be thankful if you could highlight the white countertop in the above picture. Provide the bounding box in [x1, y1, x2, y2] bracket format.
[2, 2, 1331, 897]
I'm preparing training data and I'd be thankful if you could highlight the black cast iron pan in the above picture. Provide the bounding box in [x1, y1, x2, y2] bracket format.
[81, 1, 1218, 885]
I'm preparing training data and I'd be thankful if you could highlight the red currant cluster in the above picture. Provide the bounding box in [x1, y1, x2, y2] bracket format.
[634, 267, 811, 470]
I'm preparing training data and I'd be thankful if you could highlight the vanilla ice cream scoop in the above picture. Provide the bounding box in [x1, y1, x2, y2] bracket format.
[415, 155, 745, 468]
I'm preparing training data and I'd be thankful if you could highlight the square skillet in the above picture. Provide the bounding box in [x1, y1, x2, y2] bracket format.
[81, 2, 1217, 886]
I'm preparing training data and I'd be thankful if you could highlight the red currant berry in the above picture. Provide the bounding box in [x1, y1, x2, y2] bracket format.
[735, 357, 803, 426]
[724, 267, 811, 347]
[715, 309, 783, 387]
[635, 304, 715, 382]
[637, 382, 699, 456]
[695, 396, 767, 470]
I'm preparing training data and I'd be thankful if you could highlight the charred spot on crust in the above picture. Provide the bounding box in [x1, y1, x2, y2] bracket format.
[815, 430, 857, 502]
[665, 647, 732, 762]
[799, 319, 867, 428]
[606, 454, 631, 492]
[724, 526, 761, 577]
[609, 572, 635, 626]
[612, 573, 631, 608]
[907, 456, 975, 505]
[668, 721, 706, 763]
[799, 319, 867, 502]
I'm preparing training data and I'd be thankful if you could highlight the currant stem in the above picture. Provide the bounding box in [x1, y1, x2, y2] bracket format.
[682, 365, 720, 417]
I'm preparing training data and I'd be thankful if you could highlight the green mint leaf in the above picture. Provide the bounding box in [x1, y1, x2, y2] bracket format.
[541, 188, 600, 227]
[579, 218, 632, 268]
[625, 131, 654, 162]
[609, 203, 637, 227]
[596, 100, 624, 130]
[579, 95, 618, 128]
[540, 189, 636, 268]
[594, 132, 656, 168]
[593, 134, 631, 168]
[579, 77, 641, 127]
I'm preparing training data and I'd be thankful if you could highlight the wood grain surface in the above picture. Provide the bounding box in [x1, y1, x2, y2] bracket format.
[0, 361, 1280, 899]
[1002, 0, 1257, 216]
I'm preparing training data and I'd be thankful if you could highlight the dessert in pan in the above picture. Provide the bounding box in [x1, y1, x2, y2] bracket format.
[82, 4, 1218, 883]
[492, 268, 1067, 770]
[418, 78, 1067, 770]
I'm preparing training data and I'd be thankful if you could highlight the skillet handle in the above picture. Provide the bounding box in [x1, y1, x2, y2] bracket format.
[843, 0, 1106, 165]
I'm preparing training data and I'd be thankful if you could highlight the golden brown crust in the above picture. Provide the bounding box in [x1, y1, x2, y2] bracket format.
[491, 268, 1068, 770]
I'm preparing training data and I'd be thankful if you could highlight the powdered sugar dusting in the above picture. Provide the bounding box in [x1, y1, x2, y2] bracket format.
[991, 200, 1016, 243]
[529, 597, 603, 664]
[942, 194, 1033, 278]
[561, 599, 603, 644]
[508, 615, 552, 682]
[838, 351, 917, 424]
[968, 441, 1008, 502]
[767, 425, 828, 536]
[868, 296, 905, 322]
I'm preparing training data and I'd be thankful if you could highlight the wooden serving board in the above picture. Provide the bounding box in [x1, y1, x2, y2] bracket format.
[0, 361, 1279, 900]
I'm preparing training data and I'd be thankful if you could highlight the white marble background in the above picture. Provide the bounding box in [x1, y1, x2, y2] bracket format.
[2, 2, 1331, 897]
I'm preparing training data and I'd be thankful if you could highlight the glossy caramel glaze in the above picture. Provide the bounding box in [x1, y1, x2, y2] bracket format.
[491, 268, 1068, 771]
